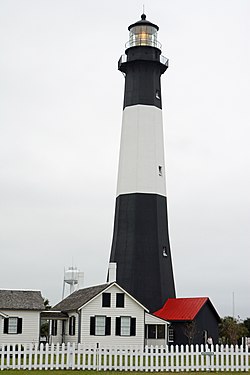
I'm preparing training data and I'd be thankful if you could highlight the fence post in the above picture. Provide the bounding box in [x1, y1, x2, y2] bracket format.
[67, 343, 74, 369]
[96, 342, 100, 371]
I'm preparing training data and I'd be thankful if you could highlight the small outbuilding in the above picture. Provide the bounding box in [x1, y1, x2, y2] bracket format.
[0, 289, 45, 346]
[154, 297, 220, 345]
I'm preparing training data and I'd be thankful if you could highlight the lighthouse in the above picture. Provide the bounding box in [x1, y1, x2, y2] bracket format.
[108, 14, 176, 313]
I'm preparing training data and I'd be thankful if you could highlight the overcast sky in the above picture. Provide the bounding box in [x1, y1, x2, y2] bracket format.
[0, 0, 249, 319]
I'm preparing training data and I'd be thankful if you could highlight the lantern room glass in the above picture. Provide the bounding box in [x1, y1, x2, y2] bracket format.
[127, 25, 160, 49]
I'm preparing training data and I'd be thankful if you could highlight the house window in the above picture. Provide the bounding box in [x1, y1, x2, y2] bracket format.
[90, 316, 111, 336]
[3, 317, 22, 334]
[95, 316, 106, 335]
[69, 316, 76, 336]
[116, 293, 125, 307]
[146, 324, 165, 339]
[51, 320, 57, 336]
[168, 327, 174, 342]
[116, 316, 136, 336]
[157, 325, 165, 339]
[102, 293, 111, 307]
[121, 316, 130, 336]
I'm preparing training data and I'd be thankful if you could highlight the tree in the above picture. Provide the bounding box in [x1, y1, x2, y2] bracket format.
[40, 321, 49, 339]
[219, 316, 248, 345]
[243, 318, 250, 336]
[183, 321, 198, 345]
[43, 298, 51, 310]
[40, 297, 51, 341]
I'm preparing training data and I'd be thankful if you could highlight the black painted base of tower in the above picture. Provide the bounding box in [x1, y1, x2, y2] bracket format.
[109, 193, 176, 313]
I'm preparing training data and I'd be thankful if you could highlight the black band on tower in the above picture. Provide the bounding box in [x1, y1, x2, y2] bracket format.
[110, 193, 176, 313]
[119, 46, 167, 109]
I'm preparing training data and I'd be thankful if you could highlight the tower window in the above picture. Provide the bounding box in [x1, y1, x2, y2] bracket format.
[163, 246, 167, 257]
[156, 90, 161, 99]
[158, 166, 163, 176]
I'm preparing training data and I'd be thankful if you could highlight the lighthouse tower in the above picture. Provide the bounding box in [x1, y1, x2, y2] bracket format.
[108, 14, 176, 312]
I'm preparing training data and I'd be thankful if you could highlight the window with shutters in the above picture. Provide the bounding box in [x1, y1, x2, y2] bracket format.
[90, 316, 111, 336]
[3, 317, 22, 334]
[116, 316, 136, 336]
[69, 316, 76, 336]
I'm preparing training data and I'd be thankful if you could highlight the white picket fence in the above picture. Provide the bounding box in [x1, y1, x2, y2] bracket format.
[0, 343, 249, 371]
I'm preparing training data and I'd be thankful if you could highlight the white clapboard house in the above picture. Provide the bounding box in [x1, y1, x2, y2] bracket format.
[43, 282, 168, 348]
[0, 289, 45, 346]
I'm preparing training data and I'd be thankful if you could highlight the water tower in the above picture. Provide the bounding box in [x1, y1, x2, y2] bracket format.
[62, 266, 84, 298]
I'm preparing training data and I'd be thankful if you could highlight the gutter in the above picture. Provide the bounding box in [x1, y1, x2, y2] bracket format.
[0, 311, 8, 318]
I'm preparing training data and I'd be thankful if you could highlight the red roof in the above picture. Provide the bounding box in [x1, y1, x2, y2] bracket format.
[154, 297, 209, 321]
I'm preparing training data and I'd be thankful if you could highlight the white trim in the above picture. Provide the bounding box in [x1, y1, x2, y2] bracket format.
[0, 311, 8, 318]
[145, 312, 170, 325]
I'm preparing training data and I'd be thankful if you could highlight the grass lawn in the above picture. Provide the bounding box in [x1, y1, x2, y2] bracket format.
[0, 372, 249, 375]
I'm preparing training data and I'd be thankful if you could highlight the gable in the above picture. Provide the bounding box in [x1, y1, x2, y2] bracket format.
[53, 282, 148, 312]
[80, 283, 148, 312]
[145, 312, 169, 325]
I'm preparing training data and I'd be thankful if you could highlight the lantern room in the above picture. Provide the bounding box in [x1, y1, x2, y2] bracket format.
[125, 13, 162, 50]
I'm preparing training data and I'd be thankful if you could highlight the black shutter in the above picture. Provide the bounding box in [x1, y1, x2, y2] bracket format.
[69, 316, 76, 336]
[90, 316, 95, 335]
[51, 320, 57, 336]
[17, 318, 22, 334]
[105, 317, 111, 335]
[72, 316, 76, 336]
[4, 318, 9, 334]
[69, 317, 72, 336]
[130, 318, 136, 336]
[115, 317, 121, 336]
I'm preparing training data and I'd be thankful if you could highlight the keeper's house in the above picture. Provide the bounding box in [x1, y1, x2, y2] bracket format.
[0, 289, 45, 346]
[43, 282, 169, 348]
